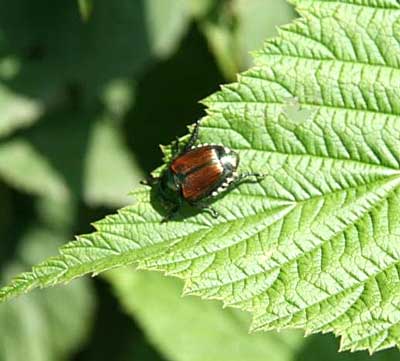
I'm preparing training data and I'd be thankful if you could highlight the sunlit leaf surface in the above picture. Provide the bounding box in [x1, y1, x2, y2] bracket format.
[1, 0, 400, 353]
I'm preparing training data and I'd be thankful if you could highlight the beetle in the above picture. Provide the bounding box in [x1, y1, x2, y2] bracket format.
[141, 119, 264, 221]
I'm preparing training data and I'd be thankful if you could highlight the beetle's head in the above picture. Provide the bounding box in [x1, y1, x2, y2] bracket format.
[158, 168, 182, 207]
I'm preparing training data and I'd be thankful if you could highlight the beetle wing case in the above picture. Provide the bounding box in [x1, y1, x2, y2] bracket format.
[181, 163, 224, 201]
[171, 146, 216, 174]
[170, 145, 238, 203]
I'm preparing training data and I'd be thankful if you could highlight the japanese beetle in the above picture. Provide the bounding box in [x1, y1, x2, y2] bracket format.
[142, 119, 264, 221]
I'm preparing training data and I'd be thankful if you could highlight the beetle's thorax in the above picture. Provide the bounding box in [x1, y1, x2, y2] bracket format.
[158, 168, 182, 206]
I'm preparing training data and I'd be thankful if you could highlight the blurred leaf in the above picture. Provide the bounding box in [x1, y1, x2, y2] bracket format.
[200, 20, 240, 80]
[107, 268, 304, 361]
[0, 0, 152, 101]
[144, 0, 191, 58]
[0, 226, 94, 361]
[0, 56, 21, 80]
[84, 117, 143, 207]
[22, 110, 93, 200]
[78, 0, 93, 22]
[0, 83, 43, 137]
[198, 0, 295, 78]
[1, 0, 400, 354]
[35, 196, 77, 234]
[235, 0, 295, 66]
[73, 277, 167, 361]
[0, 107, 141, 208]
[198, 1, 241, 80]
[0, 139, 69, 199]
[296, 333, 399, 361]
[101, 79, 135, 121]
[188, 0, 214, 18]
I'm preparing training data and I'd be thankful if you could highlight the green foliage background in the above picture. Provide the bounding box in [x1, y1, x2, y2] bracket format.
[0, 0, 398, 360]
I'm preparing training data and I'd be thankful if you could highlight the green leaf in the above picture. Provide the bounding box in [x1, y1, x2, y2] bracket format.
[78, 0, 93, 21]
[198, 2, 241, 80]
[144, 0, 191, 58]
[108, 269, 400, 361]
[84, 117, 143, 207]
[1, 0, 400, 354]
[0, 109, 141, 207]
[0, 139, 69, 199]
[188, 0, 214, 18]
[0, 227, 94, 361]
[198, 0, 296, 79]
[235, 0, 295, 67]
[0, 84, 43, 138]
[0, 0, 161, 100]
[101, 79, 135, 120]
[107, 268, 304, 361]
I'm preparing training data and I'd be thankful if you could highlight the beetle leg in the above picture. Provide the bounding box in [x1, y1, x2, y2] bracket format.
[233, 172, 265, 186]
[183, 119, 201, 152]
[191, 202, 220, 219]
[206, 207, 220, 219]
[161, 205, 180, 223]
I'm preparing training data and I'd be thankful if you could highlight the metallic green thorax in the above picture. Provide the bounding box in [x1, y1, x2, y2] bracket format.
[158, 168, 182, 208]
